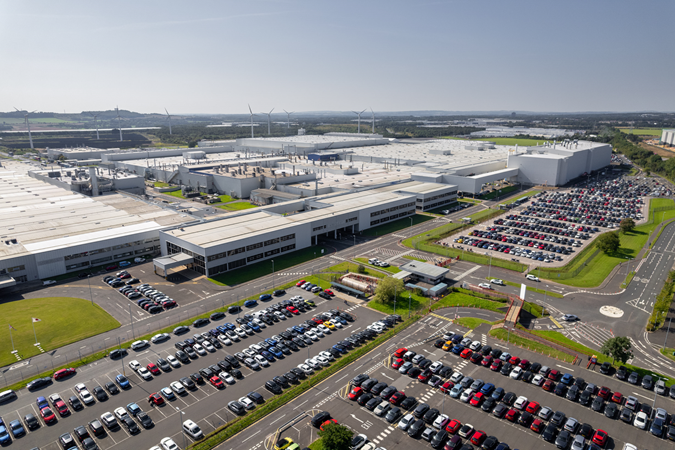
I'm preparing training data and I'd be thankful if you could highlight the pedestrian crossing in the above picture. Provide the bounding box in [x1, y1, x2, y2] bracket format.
[560, 321, 614, 348]
[277, 272, 308, 276]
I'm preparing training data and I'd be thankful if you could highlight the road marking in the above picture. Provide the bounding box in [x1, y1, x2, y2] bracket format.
[464, 329, 473, 337]
[270, 414, 286, 425]
[242, 430, 260, 442]
[555, 364, 574, 372]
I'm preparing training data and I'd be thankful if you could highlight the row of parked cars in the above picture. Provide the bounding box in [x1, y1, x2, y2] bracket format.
[102, 272, 177, 314]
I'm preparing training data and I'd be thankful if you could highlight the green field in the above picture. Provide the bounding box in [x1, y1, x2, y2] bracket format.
[490, 328, 575, 363]
[216, 201, 258, 211]
[153, 181, 170, 188]
[454, 317, 495, 329]
[618, 128, 662, 136]
[361, 213, 434, 237]
[0, 117, 75, 124]
[325, 261, 387, 278]
[0, 297, 120, 367]
[353, 258, 402, 274]
[443, 136, 547, 146]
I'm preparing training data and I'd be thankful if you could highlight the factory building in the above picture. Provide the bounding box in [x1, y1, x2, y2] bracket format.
[662, 129, 675, 147]
[156, 181, 456, 278]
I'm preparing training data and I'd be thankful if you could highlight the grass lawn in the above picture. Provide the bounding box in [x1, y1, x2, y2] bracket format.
[353, 258, 401, 274]
[308, 439, 325, 450]
[0, 297, 120, 367]
[325, 261, 387, 278]
[489, 328, 576, 363]
[368, 291, 427, 315]
[165, 190, 188, 199]
[442, 136, 548, 146]
[432, 292, 507, 313]
[213, 194, 234, 203]
[455, 317, 494, 329]
[208, 245, 327, 286]
[153, 181, 170, 188]
[216, 201, 258, 211]
[521, 302, 545, 318]
[500, 190, 541, 206]
[618, 128, 662, 136]
[483, 277, 563, 298]
[362, 214, 434, 237]
[459, 198, 482, 204]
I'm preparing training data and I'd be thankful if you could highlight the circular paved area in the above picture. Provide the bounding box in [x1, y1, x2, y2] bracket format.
[600, 305, 624, 318]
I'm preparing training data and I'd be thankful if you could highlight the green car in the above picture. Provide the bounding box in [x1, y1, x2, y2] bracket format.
[304, 299, 315, 307]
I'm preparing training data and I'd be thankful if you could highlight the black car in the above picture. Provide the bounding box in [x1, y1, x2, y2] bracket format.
[481, 397, 497, 412]
[283, 372, 299, 384]
[365, 397, 380, 411]
[408, 419, 426, 438]
[109, 348, 128, 359]
[27, 377, 53, 391]
[231, 368, 243, 379]
[357, 393, 374, 406]
[248, 391, 264, 404]
[642, 375, 654, 390]
[265, 380, 282, 395]
[380, 386, 397, 401]
[579, 390, 592, 406]
[228, 401, 245, 415]
[604, 402, 618, 419]
[156, 358, 171, 372]
[542, 423, 558, 442]
[414, 403, 430, 418]
[431, 429, 448, 449]
[311, 411, 330, 428]
[385, 407, 401, 423]
[352, 374, 369, 386]
[408, 367, 422, 378]
[59, 432, 77, 449]
[371, 382, 388, 396]
[92, 386, 108, 401]
[210, 312, 226, 321]
[599, 362, 611, 375]
[566, 386, 579, 401]
[225, 354, 240, 368]
[24, 413, 40, 430]
[122, 416, 139, 434]
[554, 383, 567, 397]
[550, 411, 566, 427]
[273, 376, 290, 389]
[190, 373, 204, 384]
[493, 404, 508, 418]
[88, 419, 105, 436]
[579, 423, 593, 439]
[400, 396, 416, 410]
[518, 411, 534, 427]
[555, 430, 572, 448]
[619, 407, 633, 423]
[137, 412, 153, 428]
[522, 371, 534, 383]
[193, 318, 210, 327]
[361, 378, 378, 392]
[591, 396, 604, 412]
[502, 392, 516, 406]
[481, 345, 493, 356]
[68, 396, 83, 411]
[199, 368, 215, 379]
[423, 408, 439, 424]
[175, 351, 189, 363]
[628, 371, 640, 384]
[616, 366, 628, 380]
[173, 326, 190, 335]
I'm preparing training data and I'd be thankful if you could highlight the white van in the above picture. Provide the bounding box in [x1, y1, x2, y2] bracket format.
[183, 419, 204, 439]
[0, 390, 16, 403]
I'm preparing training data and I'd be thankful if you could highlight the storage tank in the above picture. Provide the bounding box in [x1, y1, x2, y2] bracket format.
[184, 151, 206, 159]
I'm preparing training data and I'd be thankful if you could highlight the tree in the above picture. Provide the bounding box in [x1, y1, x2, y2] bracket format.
[356, 264, 366, 274]
[318, 423, 353, 450]
[596, 232, 620, 254]
[619, 218, 636, 234]
[374, 276, 405, 304]
[600, 336, 633, 364]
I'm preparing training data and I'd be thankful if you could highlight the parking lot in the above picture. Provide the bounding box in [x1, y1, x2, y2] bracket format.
[0, 286, 387, 450]
[441, 176, 657, 268]
[276, 315, 675, 450]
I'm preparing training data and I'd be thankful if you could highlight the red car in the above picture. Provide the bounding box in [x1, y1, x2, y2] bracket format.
[393, 347, 408, 358]
[445, 419, 461, 434]
[469, 352, 483, 364]
[147, 363, 160, 375]
[418, 370, 431, 383]
[320, 419, 338, 431]
[312, 317, 324, 325]
[469, 430, 486, 446]
[390, 391, 405, 405]
[530, 418, 544, 433]
[525, 401, 540, 414]
[210, 376, 224, 388]
[148, 393, 165, 406]
[469, 392, 484, 407]
[508, 356, 521, 366]
[296, 280, 306, 287]
[348, 387, 363, 400]
[505, 408, 519, 422]
[53, 399, 69, 416]
[106, 265, 118, 271]
[610, 392, 623, 404]
[324, 290, 334, 296]
[481, 356, 493, 367]
[598, 386, 611, 400]
[542, 380, 555, 392]
[518, 359, 530, 369]
[490, 360, 502, 371]
[592, 429, 608, 448]
[40, 406, 56, 423]
[547, 369, 560, 381]
[392, 358, 404, 369]
[440, 381, 454, 394]
[286, 306, 299, 315]
[53, 368, 76, 380]
[460, 348, 473, 359]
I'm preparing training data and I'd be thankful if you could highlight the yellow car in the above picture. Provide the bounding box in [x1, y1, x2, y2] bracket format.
[274, 438, 294, 450]
[442, 341, 453, 351]
[324, 321, 336, 330]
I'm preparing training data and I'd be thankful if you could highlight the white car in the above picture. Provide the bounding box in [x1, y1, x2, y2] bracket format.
[252, 319, 266, 329]
[514, 396, 528, 410]
[235, 328, 247, 338]
[314, 327, 325, 337]
[238, 397, 255, 410]
[275, 311, 287, 320]
[166, 355, 181, 368]
[305, 330, 319, 341]
[633, 411, 648, 429]
[151, 333, 170, 344]
[429, 361, 443, 374]
[170, 381, 186, 395]
[460, 388, 474, 403]
[531, 374, 544, 386]
[217, 334, 232, 345]
[137, 367, 153, 381]
[114, 407, 129, 421]
[128, 360, 141, 371]
[478, 282, 492, 289]
[433, 414, 449, 429]
[317, 325, 330, 334]
[450, 372, 464, 384]
[100, 411, 117, 428]
[398, 414, 415, 430]
[193, 344, 207, 356]
[499, 352, 511, 361]
[510, 367, 523, 380]
[374, 401, 390, 416]
[469, 341, 481, 351]
[202, 341, 215, 352]
[332, 321, 343, 328]
[218, 372, 235, 385]
[305, 358, 321, 370]
[131, 340, 149, 350]
[298, 363, 313, 375]
[315, 355, 330, 366]
[526, 274, 540, 282]
[319, 351, 334, 361]
[254, 354, 270, 367]
[78, 388, 95, 405]
[226, 330, 240, 341]
[490, 279, 504, 285]
[160, 437, 179, 450]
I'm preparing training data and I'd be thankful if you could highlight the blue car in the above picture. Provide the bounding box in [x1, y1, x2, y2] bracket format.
[119, 261, 131, 267]
[247, 322, 260, 332]
[560, 373, 574, 386]
[292, 325, 305, 334]
[244, 299, 258, 307]
[259, 294, 272, 301]
[224, 322, 236, 331]
[126, 402, 141, 416]
[0, 421, 10, 445]
[217, 325, 228, 334]
[8, 420, 24, 438]
[36, 396, 48, 409]
[269, 347, 283, 358]
[116, 374, 130, 389]
[265, 338, 277, 346]
[480, 383, 495, 395]
[491, 387, 505, 401]
[261, 350, 275, 362]
[451, 345, 464, 355]
[332, 345, 346, 354]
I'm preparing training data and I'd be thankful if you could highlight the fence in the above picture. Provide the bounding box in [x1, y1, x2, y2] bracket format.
[497, 325, 579, 361]
[535, 247, 601, 281]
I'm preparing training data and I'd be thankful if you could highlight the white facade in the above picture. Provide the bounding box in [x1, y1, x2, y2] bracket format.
[662, 129, 675, 146]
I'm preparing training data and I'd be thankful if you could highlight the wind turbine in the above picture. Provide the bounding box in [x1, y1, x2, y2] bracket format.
[283, 109, 294, 133]
[14, 108, 36, 149]
[248, 104, 256, 138]
[370, 107, 375, 133]
[90, 113, 100, 139]
[164, 108, 173, 135]
[259, 108, 274, 135]
[352, 109, 366, 133]
[115, 106, 123, 141]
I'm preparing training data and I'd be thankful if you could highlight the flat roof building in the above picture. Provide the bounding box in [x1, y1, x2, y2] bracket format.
[397, 260, 449, 284]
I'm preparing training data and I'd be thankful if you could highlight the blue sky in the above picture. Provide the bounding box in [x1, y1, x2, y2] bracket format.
[1, 0, 673, 114]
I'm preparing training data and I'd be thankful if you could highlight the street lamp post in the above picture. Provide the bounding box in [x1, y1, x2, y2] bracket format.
[271, 260, 275, 289]
[487, 252, 492, 280]
[409, 217, 413, 236]
[353, 235, 356, 260]
[176, 407, 187, 449]
[663, 317, 673, 350]
[408, 292, 411, 319]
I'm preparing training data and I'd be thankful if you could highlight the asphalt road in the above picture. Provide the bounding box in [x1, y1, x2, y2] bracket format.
[0, 287, 385, 450]
[228, 307, 675, 450]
